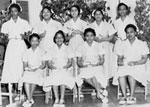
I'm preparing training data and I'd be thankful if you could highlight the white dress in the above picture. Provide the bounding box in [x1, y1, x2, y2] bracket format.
[64, 18, 87, 55]
[113, 38, 149, 86]
[19, 47, 45, 87]
[76, 42, 108, 88]
[33, 19, 62, 53]
[1, 17, 31, 83]
[43, 44, 75, 91]
[89, 21, 116, 79]
[112, 16, 136, 77]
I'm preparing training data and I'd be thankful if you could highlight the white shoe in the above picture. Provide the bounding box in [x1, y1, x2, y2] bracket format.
[102, 90, 108, 97]
[30, 99, 34, 104]
[59, 99, 65, 104]
[102, 97, 109, 103]
[126, 97, 136, 105]
[14, 95, 20, 101]
[54, 99, 59, 104]
[22, 100, 32, 107]
[119, 97, 127, 105]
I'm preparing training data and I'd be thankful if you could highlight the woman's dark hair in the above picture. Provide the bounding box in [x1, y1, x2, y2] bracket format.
[53, 30, 65, 44]
[116, 3, 130, 19]
[84, 28, 96, 41]
[40, 6, 52, 21]
[8, 3, 22, 13]
[29, 33, 40, 42]
[93, 8, 104, 20]
[70, 5, 80, 15]
[124, 24, 137, 33]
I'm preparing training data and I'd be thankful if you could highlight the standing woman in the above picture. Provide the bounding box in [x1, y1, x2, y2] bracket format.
[63, 5, 87, 78]
[43, 30, 75, 104]
[112, 3, 136, 77]
[89, 8, 116, 80]
[20, 33, 46, 107]
[1, 3, 31, 91]
[33, 6, 62, 53]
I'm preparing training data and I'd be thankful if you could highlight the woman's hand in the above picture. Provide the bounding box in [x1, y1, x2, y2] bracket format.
[71, 30, 82, 37]
[128, 61, 137, 66]
[25, 67, 33, 72]
[40, 30, 46, 38]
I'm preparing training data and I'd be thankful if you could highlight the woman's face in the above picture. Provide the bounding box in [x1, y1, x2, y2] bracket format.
[10, 7, 19, 17]
[94, 10, 103, 21]
[55, 33, 64, 46]
[42, 8, 51, 20]
[85, 31, 94, 44]
[118, 5, 128, 17]
[126, 27, 136, 41]
[30, 37, 39, 48]
[70, 7, 79, 18]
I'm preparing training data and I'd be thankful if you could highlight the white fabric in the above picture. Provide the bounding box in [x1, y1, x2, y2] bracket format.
[1, 17, 31, 83]
[43, 44, 75, 91]
[19, 47, 45, 86]
[113, 16, 136, 40]
[76, 41, 107, 88]
[1, 17, 31, 39]
[113, 38, 149, 86]
[33, 19, 62, 52]
[89, 21, 116, 79]
[112, 16, 136, 78]
[64, 18, 87, 54]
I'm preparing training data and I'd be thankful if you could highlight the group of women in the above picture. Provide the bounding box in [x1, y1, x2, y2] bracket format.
[0, 1, 150, 107]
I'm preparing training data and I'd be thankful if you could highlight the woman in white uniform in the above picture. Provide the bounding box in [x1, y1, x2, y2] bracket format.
[20, 33, 46, 107]
[43, 30, 75, 104]
[33, 6, 62, 53]
[1, 3, 31, 90]
[76, 28, 108, 103]
[89, 8, 116, 79]
[64, 5, 87, 54]
[112, 3, 136, 78]
[113, 24, 149, 104]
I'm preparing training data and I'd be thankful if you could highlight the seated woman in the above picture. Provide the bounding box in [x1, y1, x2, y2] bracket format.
[43, 30, 75, 104]
[76, 28, 108, 103]
[19, 33, 46, 107]
[113, 24, 149, 104]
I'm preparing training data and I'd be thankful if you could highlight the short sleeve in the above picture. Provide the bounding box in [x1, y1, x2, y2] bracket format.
[107, 23, 116, 36]
[141, 42, 149, 56]
[23, 20, 32, 32]
[98, 44, 105, 55]
[63, 21, 70, 34]
[81, 20, 88, 31]
[22, 51, 28, 62]
[1, 22, 9, 34]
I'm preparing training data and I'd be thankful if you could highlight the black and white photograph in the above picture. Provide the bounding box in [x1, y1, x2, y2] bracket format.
[0, 0, 150, 107]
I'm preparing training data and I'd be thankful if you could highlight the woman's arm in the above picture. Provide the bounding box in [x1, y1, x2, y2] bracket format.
[47, 60, 56, 69]
[38, 61, 46, 69]
[117, 55, 124, 66]
[63, 58, 73, 69]
[128, 55, 148, 66]
[94, 33, 116, 43]
[77, 57, 88, 68]
[91, 55, 105, 66]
